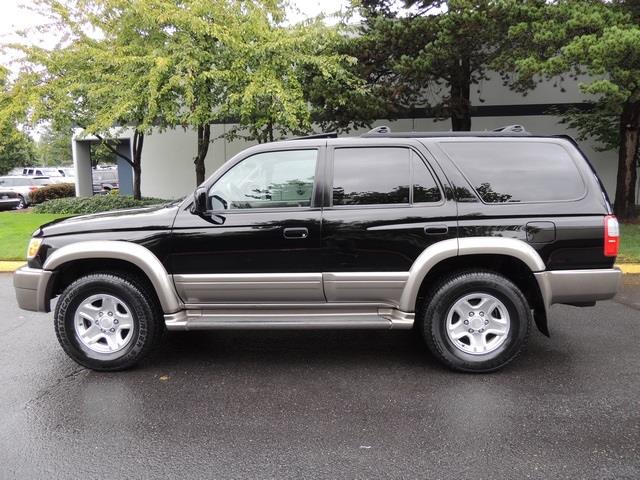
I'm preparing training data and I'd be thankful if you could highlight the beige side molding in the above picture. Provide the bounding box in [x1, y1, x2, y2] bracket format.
[44, 240, 181, 313]
[399, 237, 546, 312]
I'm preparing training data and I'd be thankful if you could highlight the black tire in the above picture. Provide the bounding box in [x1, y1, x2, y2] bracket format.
[421, 270, 531, 373]
[15, 195, 26, 210]
[54, 273, 163, 371]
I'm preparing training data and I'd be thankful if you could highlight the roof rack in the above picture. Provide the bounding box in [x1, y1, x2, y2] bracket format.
[291, 131, 338, 140]
[360, 125, 532, 138]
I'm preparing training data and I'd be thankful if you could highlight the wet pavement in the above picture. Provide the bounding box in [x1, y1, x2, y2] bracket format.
[0, 273, 639, 479]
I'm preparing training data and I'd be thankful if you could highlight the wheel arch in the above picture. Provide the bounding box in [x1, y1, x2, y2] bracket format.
[399, 237, 549, 336]
[44, 241, 181, 313]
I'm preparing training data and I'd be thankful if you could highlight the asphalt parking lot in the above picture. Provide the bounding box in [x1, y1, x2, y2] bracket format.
[0, 273, 638, 479]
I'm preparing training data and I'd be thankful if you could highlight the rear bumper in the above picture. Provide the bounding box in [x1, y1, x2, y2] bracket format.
[13, 267, 53, 313]
[534, 268, 623, 308]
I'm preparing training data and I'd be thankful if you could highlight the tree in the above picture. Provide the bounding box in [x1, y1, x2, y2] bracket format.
[504, 0, 639, 220]
[36, 124, 73, 166]
[6, 0, 175, 199]
[0, 66, 37, 174]
[220, 14, 367, 144]
[352, 0, 539, 131]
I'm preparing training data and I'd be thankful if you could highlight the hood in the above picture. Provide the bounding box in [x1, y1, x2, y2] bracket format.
[38, 203, 180, 237]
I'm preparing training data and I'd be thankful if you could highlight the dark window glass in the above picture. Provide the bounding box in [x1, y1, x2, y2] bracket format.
[332, 148, 410, 205]
[440, 141, 585, 203]
[209, 150, 317, 210]
[412, 154, 442, 203]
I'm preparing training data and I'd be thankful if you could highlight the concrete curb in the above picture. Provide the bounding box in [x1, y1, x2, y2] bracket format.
[1, 260, 639, 274]
[0, 261, 26, 272]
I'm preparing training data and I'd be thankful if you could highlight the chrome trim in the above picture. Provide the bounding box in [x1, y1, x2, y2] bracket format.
[323, 272, 408, 307]
[13, 267, 53, 312]
[534, 268, 622, 307]
[173, 273, 325, 304]
[43, 241, 181, 313]
[399, 237, 546, 312]
[164, 305, 415, 331]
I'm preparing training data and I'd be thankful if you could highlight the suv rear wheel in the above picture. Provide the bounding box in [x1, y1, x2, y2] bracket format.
[54, 273, 163, 371]
[421, 270, 531, 372]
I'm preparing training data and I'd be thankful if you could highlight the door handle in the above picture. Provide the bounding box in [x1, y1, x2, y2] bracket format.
[283, 227, 309, 239]
[424, 225, 449, 235]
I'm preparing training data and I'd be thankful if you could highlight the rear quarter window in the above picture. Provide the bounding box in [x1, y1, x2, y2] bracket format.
[439, 141, 586, 203]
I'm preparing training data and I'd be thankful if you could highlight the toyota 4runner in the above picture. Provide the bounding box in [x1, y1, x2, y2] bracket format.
[13, 127, 623, 372]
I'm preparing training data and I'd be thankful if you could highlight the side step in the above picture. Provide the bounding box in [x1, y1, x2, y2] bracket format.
[164, 306, 414, 331]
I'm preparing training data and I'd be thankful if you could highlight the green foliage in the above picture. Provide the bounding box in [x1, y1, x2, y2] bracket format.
[351, 0, 540, 130]
[36, 125, 74, 166]
[29, 183, 76, 204]
[33, 195, 168, 215]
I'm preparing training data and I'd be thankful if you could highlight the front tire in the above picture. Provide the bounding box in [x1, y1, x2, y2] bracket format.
[421, 270, 531, 373]
[54, 273, 163, 371]
[15, 195, 26, 210]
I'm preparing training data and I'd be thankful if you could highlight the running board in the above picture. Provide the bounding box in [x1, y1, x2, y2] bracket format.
[164, 306, 414, 331]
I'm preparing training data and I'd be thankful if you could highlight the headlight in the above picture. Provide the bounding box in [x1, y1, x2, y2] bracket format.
[27, 237, 43, 260]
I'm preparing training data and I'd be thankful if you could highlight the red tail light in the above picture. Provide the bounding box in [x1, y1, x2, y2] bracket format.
[604, 215, 619, 257]
[28, 186, 38, 191]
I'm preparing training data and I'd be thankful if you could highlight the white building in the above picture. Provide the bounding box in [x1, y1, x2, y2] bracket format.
[72, 72, 637, 204]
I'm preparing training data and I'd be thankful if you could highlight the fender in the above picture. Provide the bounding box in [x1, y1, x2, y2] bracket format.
[44, 241, 182, 313]
[398, 237, 546, 312]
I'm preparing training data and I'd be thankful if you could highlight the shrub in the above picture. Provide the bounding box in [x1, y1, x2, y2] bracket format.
[33, 195, 170, 215]
[29, 183, 76, 204]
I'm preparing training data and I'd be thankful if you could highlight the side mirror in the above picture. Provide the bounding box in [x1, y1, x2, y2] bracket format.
[192, 187, 208, 214]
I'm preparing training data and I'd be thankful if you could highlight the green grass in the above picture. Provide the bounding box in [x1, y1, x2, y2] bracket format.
[620, 223, 640, 263]
[0, 212, 68, 261]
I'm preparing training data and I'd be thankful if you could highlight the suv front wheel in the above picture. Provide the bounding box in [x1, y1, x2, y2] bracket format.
[54, 273, 163, 371]
[421, 270, 531, 373]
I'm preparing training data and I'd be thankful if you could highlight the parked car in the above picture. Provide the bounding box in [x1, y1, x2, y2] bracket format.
[0, 190, 21, 210]
[0, 176, 52, 209]
[13, 126, 622, 372]
[92, 169, 119, 194]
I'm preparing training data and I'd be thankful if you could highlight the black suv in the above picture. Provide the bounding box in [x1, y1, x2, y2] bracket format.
[13, 127, 622, 372]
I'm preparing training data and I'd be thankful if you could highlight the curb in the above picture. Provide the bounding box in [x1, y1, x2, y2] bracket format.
[1, 260, 640, 273]
[0, 261, 26, 272]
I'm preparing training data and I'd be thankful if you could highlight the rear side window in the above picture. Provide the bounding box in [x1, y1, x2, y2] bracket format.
[440, 141, 585, 203]
[332, 147, 441, 206]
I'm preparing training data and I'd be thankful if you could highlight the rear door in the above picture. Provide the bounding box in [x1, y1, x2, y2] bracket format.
[320, 140, 457, 306]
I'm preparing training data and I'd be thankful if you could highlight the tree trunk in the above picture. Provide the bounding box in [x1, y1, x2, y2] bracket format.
[194, 123, 211, 186]
[449, 57, 472, 131]
[614, 101, 640, 221]
[132, 130, 144, 200]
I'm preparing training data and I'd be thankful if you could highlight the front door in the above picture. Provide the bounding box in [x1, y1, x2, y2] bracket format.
[170, 147, 325, 305]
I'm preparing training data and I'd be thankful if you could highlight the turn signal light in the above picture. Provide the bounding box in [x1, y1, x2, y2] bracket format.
[26, 237, 42, 259]
[603, 215, 619, 257]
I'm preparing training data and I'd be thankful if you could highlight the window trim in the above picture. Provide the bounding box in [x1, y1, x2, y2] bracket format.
[438, 140, 588, 205]
[327, 145, 445, 210]
[206, 148, 322, 214]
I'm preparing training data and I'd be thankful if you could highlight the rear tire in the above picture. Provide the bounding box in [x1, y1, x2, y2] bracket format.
[16, 195, 26, 210]
[421, 270, 531, 373]
[54, 273, 163, 371]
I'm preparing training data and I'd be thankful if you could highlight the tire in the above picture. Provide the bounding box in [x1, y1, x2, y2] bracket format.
[421, 270, 531, 373]
[15, 195, 26, 210]
[54, 273, 163, 371]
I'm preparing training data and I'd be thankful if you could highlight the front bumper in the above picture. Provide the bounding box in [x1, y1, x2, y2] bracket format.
[13, 267, 54, 313]
[0, 198, 20, 210]
[534, 268, 623, 308]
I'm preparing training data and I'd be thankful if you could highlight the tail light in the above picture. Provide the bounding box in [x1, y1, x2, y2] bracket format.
[28, 186, 38, 191]
[604, 215, 619, 257]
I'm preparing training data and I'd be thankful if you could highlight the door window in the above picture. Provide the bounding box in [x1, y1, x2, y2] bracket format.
[332, 147, 441, 206]
[209, 150, 317, 210]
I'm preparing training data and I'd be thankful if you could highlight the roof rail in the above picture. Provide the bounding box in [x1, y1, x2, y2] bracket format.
[291, 131, 338, 140]
[361, 126, 392, 137]
[492, 124, 528, 134]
